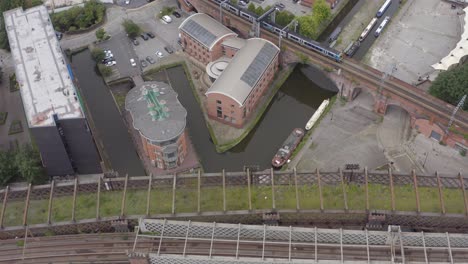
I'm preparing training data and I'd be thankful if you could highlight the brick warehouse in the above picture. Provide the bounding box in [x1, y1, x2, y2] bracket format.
[179, 13, 280, 128]
[125, 82, 188, 170]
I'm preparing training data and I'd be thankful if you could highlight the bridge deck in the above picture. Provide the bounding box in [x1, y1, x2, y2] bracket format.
[136, 219, 468, 263]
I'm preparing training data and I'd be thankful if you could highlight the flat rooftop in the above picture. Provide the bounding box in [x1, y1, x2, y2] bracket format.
[4, 6, 83, 127]
[125, 82, 187, 143]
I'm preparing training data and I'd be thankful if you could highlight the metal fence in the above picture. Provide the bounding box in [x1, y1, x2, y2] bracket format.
[1, 168, 468, 238]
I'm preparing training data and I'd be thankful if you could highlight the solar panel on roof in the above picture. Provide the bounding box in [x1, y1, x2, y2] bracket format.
[240, 42, 277, 87]
[181, 20, 217, 47]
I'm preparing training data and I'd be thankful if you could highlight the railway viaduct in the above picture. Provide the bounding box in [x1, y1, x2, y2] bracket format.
[179, 0, 468, 149]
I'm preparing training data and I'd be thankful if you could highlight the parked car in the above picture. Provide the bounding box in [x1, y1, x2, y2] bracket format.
[105, 60, 117, 66]
[164, 46, 174, 54]
[172, 11, 181, 18]
[132, 38, 140, 46]
[55, 31, 63, 40]
[130, 58, 136, 67]
[146, 56, 155, 64]
[102, 58, 114, 64]
[275, 2, 285, 9]
[162, 15, 172, 23]
[140, 33, 149, 41]
[146, 32, 155, 38]
[125, 0, 130, 4]
[140, 59, 148, 68]
[155, 51, 164, 58]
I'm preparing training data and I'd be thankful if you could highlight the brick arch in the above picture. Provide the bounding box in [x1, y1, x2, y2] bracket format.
[384, 103, 412, 116]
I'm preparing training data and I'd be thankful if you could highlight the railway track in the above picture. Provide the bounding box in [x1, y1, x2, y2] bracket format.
[1, 231, 466, 263]
[200, 0, 468, 130]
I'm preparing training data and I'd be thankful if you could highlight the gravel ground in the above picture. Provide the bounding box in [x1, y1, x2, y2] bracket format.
[364, 0, 462, 84]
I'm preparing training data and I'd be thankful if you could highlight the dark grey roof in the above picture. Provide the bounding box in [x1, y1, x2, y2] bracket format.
[181, 20, 217, 48]
[240, 42, 278, 87]
[206, 38, 280, 106]
[179, 13, 236, 49]
[125, 82, 187, 142]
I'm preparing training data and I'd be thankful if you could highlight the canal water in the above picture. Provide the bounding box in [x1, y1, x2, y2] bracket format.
[166, 65, 337, 172]
[317, 0, 362, 43]
[71, 50, 145, 177]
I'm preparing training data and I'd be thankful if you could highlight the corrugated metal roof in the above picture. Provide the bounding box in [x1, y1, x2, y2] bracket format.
[179, 13, 236, 50]
[206, 38, 279, 106]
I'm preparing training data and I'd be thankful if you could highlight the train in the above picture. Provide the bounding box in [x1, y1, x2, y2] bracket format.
[376, 0, 392, 18]
[374, 16, 390, 37]
[212, 0, 343, 62]
[358, 17, 378, 42]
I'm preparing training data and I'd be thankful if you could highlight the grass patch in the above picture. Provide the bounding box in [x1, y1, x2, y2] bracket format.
[9, 74, 19, 92]
[0, 112, 7, 125]
[112, 90, 127, 110]
[5, 181, 468, 227]
[8, 120, 23, 135]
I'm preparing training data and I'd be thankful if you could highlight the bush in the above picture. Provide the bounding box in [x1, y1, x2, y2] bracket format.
[122, 19, 141, 38]
[297, 0, 331, 39]
[429, 63, 468, 110]
[91, 47, 105, 62]
[158, 6, 175, 19]
[461, 149, 467, 157]
[95, 28, 107, 41]
[51, 0, 106, 32]
[98, 64, 113, 77]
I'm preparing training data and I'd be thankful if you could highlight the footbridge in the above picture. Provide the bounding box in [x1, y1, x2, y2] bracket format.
[179, 0, 468, 136]
[129, 218, 468, 263]
[1, 168, 468, 239]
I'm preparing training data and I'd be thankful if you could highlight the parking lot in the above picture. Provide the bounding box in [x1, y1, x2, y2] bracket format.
[98, 0, 185, 78]
[249, 0, 311, 16]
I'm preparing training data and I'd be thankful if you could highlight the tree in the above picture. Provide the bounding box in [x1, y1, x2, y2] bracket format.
[15, 144, 43, 183]
[98, 64, 113, 77]
[122, 19, 141, 38]
[297, 15, 318, 39]
[429, 63, 468, 110]
[50, 0, 105, 32]
[0, 150, 17, 186]
[255, 5, 265, 16]
[312, 0, 331, 24]
[247, 3, 256, 13]
[275, 11, 295, 27]
[95, 28, 107, 41]
[91, 47, 105, 62]
[159, 6, 176, 18]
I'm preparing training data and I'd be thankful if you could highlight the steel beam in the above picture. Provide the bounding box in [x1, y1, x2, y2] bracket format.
[222, 169, 226, 212]
[183, 220, 191, 257]
[261, 224, 266, 260]
[209, 222, 216, 258]
[146, 174, 153, 216]
[71, 178, 78, 222]
[198, 170, 201, 214]
[316, 169, 323, 211]
[47, 181, 54, 224]
[270, 168, 276, 209]
[235, 223, 241, 259]
[364, 167, 369, 211]
[247, 169, 252, 211]
[294, 168, 300, 210]
[412, 170, 421, 213]
[389, 166, 395, 211]
[421, 231, 428, 264]
[172, 174, 177, 214]
[157, 219, 167, 256]
[96, 178, 101, 220]
[458, 173, 468, 216]
[22, 183, 32, 226]
[365, 229, 370, 264]
[120, 174, 129, 218]
[436, 172, 446, 214]
[339, 168, 348, 211]
[446, 232, 453, 264]
[0, 186, 8, 228]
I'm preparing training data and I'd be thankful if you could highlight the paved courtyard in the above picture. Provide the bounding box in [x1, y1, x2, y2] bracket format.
[365, 0, 462, 84]
[292, 90, 468, 175]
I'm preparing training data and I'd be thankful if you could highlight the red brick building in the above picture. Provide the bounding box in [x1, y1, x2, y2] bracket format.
[179, 13, 280, 128]
[126, 82, 188, 170]
[205, 38, 280, 128]
[179, 13, 237, 65]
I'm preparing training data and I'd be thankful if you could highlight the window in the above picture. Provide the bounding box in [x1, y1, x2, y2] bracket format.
[231, 117, 236, 124]
[216, 100, 222, 105]
[243, 108, 246, 118]
[217, 109, 222, 118]
[231, 104, 234, 108]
